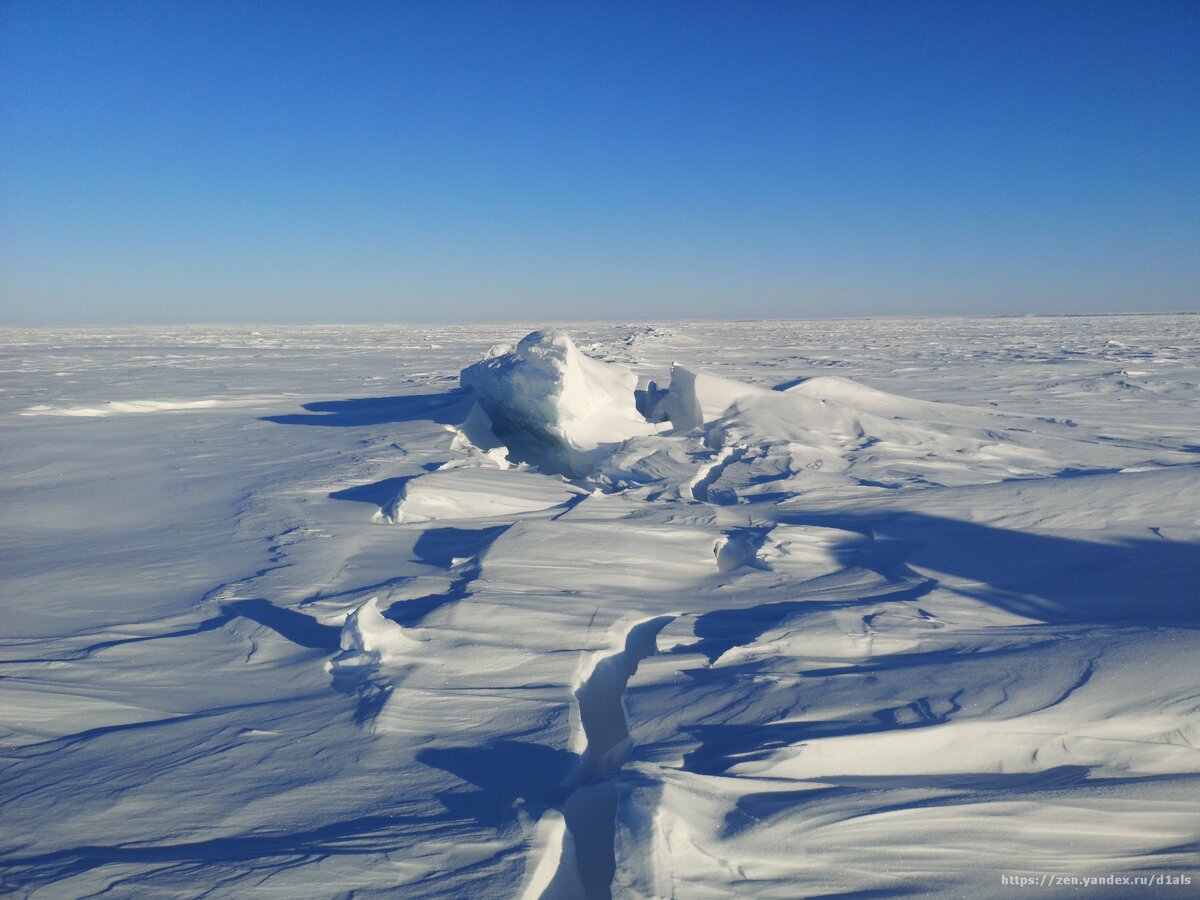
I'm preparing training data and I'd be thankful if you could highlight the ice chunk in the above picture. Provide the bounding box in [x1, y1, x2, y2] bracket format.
[654, 364, 772, 430]
[446, 401, 511, 467]
[460, 330, 657, 475]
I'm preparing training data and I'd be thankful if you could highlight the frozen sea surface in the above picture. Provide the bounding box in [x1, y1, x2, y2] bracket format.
[1, 316, 1198, 898]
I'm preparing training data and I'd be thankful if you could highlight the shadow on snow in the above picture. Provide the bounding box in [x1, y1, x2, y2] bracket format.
[776, 509, 1200, 627]
[261, 390, 473, 428]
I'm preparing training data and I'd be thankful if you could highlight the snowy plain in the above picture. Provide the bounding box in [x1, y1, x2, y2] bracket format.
[1, 315, 1198, 898]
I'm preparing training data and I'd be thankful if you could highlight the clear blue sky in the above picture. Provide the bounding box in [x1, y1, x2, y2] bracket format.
[1, 1, 1197, 324]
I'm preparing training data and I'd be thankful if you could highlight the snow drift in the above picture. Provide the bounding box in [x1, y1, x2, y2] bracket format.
[380, 467, 585, 523]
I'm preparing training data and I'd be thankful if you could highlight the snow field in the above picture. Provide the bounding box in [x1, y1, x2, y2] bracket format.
[0, 317, 1197, 897]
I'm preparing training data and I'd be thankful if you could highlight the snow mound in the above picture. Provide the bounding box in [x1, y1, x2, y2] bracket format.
[460, 330, 658, 475]
[331, 597, 417, 667]
[712, 533, 758, 572]
[382, 467, 586, 523]
[785, 375, 951, 418]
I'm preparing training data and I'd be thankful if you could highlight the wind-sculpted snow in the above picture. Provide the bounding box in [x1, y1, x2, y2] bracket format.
[379, 467, 586, 523]
[2, 317, 1198, 898]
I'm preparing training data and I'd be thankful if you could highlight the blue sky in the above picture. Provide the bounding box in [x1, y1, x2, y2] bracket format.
[1, 1, 1197, 324]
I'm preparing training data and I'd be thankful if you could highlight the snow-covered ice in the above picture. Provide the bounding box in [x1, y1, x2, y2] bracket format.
[461, 330, 660, 475]
[1, 316, 1198, 897]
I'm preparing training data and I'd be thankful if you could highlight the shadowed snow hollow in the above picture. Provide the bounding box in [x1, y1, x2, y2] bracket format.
[460, 330, 658, 475]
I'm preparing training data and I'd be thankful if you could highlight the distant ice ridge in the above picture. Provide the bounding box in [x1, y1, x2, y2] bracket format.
[460, 330, 658, 475]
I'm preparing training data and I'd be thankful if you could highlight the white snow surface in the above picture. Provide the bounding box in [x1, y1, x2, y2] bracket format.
[1, 316, 1199, 898]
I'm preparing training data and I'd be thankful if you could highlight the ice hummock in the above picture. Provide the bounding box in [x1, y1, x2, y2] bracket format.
[460, 329, 658, 475]
[459, 331, 1075, 495]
